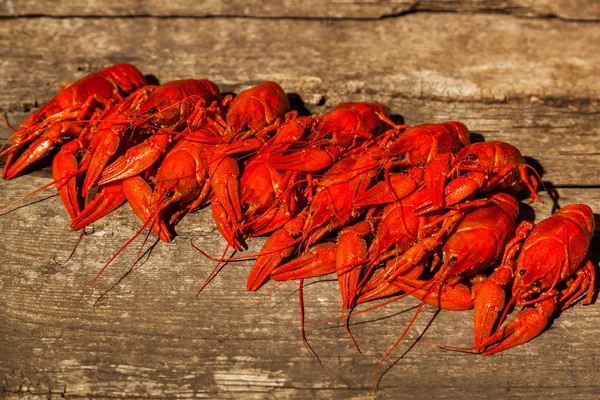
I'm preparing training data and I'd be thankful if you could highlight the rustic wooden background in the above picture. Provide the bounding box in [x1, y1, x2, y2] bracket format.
[1, 1, 599, 398]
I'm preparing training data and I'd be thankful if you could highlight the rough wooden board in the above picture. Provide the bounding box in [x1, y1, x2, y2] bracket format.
[0, 15, 599, 186]
[1, 9, 599, 399]
[0, 0, 599, 21]
[0, 171, 599, 399]
[2, 15, 599, 108]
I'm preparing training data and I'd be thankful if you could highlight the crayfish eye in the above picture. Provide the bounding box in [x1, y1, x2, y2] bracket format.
[394, 153, 406, 161]
[532, 280, 540, 288]
[146, 106, 158, 115]
[519, 269, 526, 276]
[448, 255, 458, 265]
[37, 116, 46, 123]
[465, 154, 478, 161]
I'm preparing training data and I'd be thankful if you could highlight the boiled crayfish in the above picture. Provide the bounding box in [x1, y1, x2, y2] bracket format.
[471, 204, 595, 354]
[0, 65, 596, 386]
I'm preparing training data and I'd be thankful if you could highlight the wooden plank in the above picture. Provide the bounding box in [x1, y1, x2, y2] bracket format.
[0, 11, 598, 398]
[0, 172, 599, 398]
[0, 15, 599, 186]
[0, 0, 599, 21]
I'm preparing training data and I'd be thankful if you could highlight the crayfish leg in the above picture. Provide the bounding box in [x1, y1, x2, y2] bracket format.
[559, 258, 596, 310]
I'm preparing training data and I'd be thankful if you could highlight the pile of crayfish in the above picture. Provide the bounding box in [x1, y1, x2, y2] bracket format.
[1, 63, 596, 368]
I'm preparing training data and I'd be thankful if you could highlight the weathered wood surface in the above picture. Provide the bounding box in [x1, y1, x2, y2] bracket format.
[1, 0, 599, 21]
[1, 178, 599, 399]
[1, 6, 599, 399]
[1, 14, 598, 186]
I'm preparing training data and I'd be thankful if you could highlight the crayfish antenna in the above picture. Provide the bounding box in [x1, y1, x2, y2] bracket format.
[53, 228, 86, 265]
[199, 191, 308, 293]
[0, 169, 83, 214]
[190, 238, 230, 262]
[78, 223, 148, 302]
[265, 280, 289, 297]
[422, 340, 478, 353]
[78, 202, 164, 303]
[196, 242, 233, 296]
[299, 278, 327, 370]
[306, 276, 435, 326]
[56, 179, 131, 266]
[342, 305, 362, 354]
[0, 112, 16, 133]
[372, 281, 441, 391]
[132, 222, 156, 272]
[0, 114, 17, 154]
[0, 114, 17, 152]
[190, 237, 303, 263]
[0, 139, 20, 158]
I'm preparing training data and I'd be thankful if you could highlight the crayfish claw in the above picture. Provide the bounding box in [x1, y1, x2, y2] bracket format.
[481, 298, 554, 355]
[71, 181, 127, 231]
[271, 243, 337, 281]
[99, 133, 169, 185]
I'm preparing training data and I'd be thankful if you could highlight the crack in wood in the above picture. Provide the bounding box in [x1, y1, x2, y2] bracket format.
[0, 10, 597, 23]
[2, 92, 598, 116]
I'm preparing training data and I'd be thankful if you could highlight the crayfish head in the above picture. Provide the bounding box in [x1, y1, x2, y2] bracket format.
[154, 149, 201, 207]
[441, 207, 510, 279]
[104, 63, 147, 94]
[386, 128, 430, 167]
[512, 238, 565, 304]
[226, 98, 267, 138]
[454, 142, 493, 170]
[225, 81, 290, 139]
[386, 122, 468, 168]
[315, 108, 356, 147]
[136, 79, 222, 132]
[136, 86, 188, 131]
[454, 141, 525, 173]
[442, 242, 490, 276]
[314, 102, 389, 147]
[513, 268, 543, 303]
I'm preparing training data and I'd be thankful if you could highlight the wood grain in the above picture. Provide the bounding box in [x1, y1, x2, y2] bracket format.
[0, 0, 599, 21]
[0, 7, 599, 399]
[0, 15, 598, 186]
[0, 173, 599, 398]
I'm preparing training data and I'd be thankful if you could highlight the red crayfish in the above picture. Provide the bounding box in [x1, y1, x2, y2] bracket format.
[1, 65, 596, 391]
[2, 64, 146, 181]
[471, 204, 595, 354]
